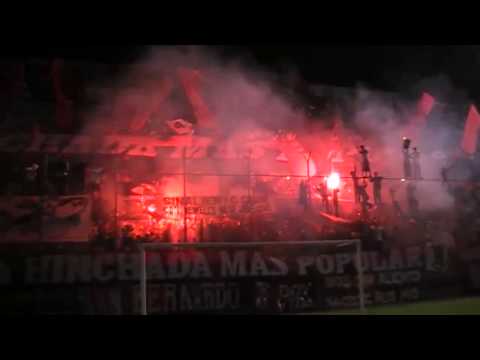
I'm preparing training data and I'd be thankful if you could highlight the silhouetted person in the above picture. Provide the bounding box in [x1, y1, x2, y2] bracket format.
[333, 189, 339, 216]
[370, 172, 383, 205]
[24, 163, 39, 195]
[411, 147, 422, 179]
[358, 181, 369, 204]
[88, 167, 108, 239]
[54, 158, 70, 195]
[316, 182, 330, 213]
[359, 145, 371, 177]
[358, 180, 372, 218]
[298, 180, 309, 210]
[406, 183, 419, 218]
[350, 169, 360, 203]
[441, 167, 448, 184]
[389, 188, 403, 216]
[403, 148, 412, 179]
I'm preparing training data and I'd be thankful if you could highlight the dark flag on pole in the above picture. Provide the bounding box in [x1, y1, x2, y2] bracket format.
[51, 59, 74, 132]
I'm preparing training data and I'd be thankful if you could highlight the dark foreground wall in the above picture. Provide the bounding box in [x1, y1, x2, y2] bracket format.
[0, 243, 464, 314]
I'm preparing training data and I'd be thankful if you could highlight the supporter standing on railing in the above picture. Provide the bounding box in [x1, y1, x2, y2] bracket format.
[411, 147, 422, 180]
[359, 145, 371, 177]
[402, 137, 412, 179]
[358, 180, 371, 219]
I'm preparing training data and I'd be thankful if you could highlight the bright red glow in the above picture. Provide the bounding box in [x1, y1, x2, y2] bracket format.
[326, 172, 341, 190]
[147, 204, 157, 213]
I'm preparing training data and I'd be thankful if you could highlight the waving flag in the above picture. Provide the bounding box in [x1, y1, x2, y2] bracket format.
[461, 104, 480, 155]
[177, 67, 216, 129]
[405, 92, 436, 140]
[128, 78, 173, 132]
[417, 92, 436, 118]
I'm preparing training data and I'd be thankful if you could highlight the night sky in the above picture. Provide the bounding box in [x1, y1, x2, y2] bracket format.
[5, 45, 480, 101]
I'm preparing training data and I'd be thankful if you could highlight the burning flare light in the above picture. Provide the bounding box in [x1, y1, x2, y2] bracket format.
[326, 172, 341, 191]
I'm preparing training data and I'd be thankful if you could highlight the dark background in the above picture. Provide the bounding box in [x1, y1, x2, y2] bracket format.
[1, 45, 480, 98]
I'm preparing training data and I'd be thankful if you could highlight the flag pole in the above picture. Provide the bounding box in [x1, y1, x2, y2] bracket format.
[183, 147, 188, 243]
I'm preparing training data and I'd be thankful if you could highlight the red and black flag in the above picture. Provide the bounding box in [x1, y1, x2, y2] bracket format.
[177, 67, 216, 130]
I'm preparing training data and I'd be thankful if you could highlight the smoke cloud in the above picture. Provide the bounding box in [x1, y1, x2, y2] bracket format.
[82, 46, 471, 215]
